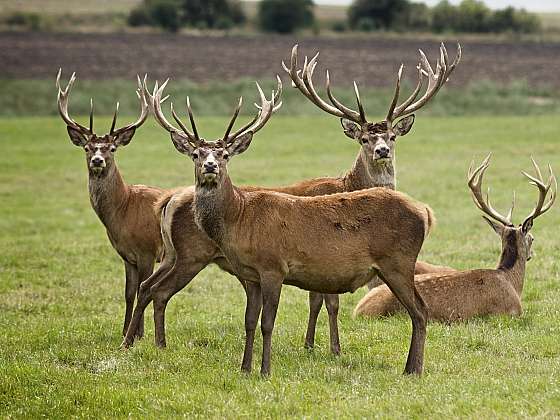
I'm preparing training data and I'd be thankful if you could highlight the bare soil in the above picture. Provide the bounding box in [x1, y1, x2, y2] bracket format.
[2, 31, 560, 88]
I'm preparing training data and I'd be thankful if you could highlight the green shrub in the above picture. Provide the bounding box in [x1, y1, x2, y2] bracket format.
[258, 0, 314, 33]
[4, 12, 43, 31]
[331, 20, 347, 32]
[348, 0, 409, 30]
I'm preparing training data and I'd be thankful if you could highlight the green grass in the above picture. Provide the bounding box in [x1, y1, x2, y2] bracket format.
[2, 78, 560, 118]
[1, 115, 559, 417]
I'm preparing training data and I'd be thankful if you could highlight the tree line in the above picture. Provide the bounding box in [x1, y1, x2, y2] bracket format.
[128, 0, 541, 35]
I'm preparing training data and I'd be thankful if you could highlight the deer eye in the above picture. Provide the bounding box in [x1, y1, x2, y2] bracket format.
[389, 134, 396, 141]
[222, 152, 229, 160]
[84, 145, 90, 152]
[361, 138, 368, 145]
[109, 145, 117, 153]
[192, 152, 199, 159]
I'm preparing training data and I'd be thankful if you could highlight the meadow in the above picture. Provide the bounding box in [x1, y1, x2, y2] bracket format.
[1, 112, 559, 418]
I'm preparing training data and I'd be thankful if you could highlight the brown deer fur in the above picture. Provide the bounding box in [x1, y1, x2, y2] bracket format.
[57, 71, 166, 338]
[182, 137, 434, 376]
[122, 44, 458, 352]
[136, 81, 435, 375]
[353, 156, 556, 322]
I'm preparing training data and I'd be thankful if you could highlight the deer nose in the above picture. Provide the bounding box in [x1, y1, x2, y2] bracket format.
[204, 162, 217, 172]
[91, 156, 104, 166]
[375, 146, 390, 158]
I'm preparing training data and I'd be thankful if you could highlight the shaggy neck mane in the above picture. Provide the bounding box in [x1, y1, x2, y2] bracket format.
[88, 164, 129, 227]
[193, 174, 241, 245]
[344, 147, 396, 191]
[497, 230, 526, 295]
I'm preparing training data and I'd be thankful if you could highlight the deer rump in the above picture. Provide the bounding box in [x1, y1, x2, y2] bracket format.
[202, 187, 433, 294]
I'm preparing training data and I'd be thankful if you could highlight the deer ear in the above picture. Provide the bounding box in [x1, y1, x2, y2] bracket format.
[482, 216, 504, 236]
[227, 132, 253, 156]
[113, 127, 136, 147]
[170, 132, 196, 155]
[67, 126, 88, 147]
[521, 218, 533, 234]
[340, 118, 360, 140]
[393, 114, 415, 136]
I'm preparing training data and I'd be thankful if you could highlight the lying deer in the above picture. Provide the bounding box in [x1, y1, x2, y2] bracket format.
[282, 43, 460, 352]
[353, 155, 557, 321]
[56, 71, 166, 339]
[122, 44, 458, 353]
[149, 81, 435, 376]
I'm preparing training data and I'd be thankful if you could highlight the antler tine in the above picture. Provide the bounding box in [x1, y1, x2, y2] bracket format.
[150, 78, 197, 147]
[389, 42, 461, 121]
[386, 64, 403, 121]
[227, 81, 276, 143]
[89, 98, 94, 132]
[56, 69, 92, 135]
[522, 159, 557, 223]
[467, 154, 513, 226]
[272, 75, 283, 112]
[185, 96, 201, 143]
[392, 64, 424, 117]
[506, 191, 516, 222]
[110, 102, 119, 135]
[222, 96, 243, 144]
[303, 53, 361, 121]
[110, 74, 150, 136]
[282, 44, 311, 95]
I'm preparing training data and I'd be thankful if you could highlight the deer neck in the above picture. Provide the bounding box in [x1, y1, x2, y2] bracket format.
[88, 164, 129, 227]
[344, 148, 395, 192]
[497, 231, 526, 296]
[193, 174, 241, 245]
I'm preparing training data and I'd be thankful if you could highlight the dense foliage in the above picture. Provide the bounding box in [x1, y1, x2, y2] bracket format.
[128, 0, 245, 32]
[348, 0, 541, 34]
[258, 0, 315, 33]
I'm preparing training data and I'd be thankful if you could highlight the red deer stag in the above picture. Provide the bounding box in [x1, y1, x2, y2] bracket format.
[283, 43, 460, 351]
[122, 44, 458, 355]
[353, 155, 556, 321]
[148, 81, 435, 376]
[56, 70, 166, 339]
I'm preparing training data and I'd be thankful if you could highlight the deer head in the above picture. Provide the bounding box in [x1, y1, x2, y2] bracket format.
[283, 43, 461, 165]
[147, 76, 282, 188]
[56, 70, 149, 176]
[468, 155, 556, 264]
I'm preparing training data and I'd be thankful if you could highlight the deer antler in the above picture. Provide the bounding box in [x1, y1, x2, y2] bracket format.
[57, 69, 149, 138]
[110, 74, 149, 136]
[282, 45, 365, 124]
[521, 157, 557, 226]
[387, 42, 461, 123]
[56, 69, 93, 136]
[467, 154, 515, 227]
[150, 78, 202, 149]
[223, 76, 283, 146]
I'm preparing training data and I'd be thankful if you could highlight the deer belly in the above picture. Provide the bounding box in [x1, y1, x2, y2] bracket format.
[284, 262, 375, 294]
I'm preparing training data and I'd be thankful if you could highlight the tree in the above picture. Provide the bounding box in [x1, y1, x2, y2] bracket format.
[128, 0, 246, 32]
[431, 0, 458, 33]
[258, 0, 314, 34]
[181, 0, 245, 29]
[348, 0, 410, 30]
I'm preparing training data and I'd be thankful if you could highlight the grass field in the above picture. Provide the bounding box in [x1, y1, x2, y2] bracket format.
[1, 114, 559, 417]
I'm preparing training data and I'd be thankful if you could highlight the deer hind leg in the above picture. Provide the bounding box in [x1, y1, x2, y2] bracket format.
[304, 292, 324, 350]
[324, 294, 341, 355]
[123, 261, 138, 337]
[151, 261, 207, 348]
[121, 260, 173, 348]
[259, 272, 284, 377]
[379, 263, 428, 375]
[241, 281, 262, 373]
[133, 260, 155, 339]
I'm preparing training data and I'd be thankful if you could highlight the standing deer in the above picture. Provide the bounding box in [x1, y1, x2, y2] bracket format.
[122, 43, 459, 354]
[56, 70, 166, 339]
[148, 80, 435, 376]
[282, 43, 460, 352]
[353, 155, 557, 321]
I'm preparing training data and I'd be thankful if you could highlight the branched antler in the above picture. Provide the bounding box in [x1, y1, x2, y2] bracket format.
[521, 157, 557, 226]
